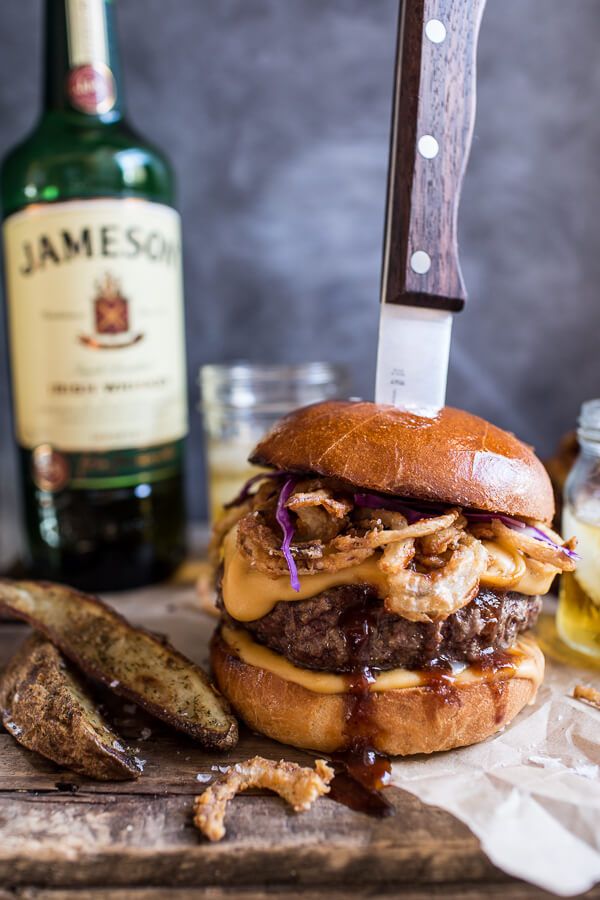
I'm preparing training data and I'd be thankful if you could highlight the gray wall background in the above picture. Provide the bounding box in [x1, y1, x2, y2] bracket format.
[0, 0, 598, 526]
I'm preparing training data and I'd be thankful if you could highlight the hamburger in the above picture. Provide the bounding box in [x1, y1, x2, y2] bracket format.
[209, 401, 577, 758]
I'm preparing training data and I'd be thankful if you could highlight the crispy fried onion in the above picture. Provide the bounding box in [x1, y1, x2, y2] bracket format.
[230, 478, 573, 620]
[237, 514, 375, 577]
[209, 479, 282, 567]
[286, 489, 352, 544]
[573, 684, 600, 711]
[336, 510, 462, 552]
[380, 532, 489, 623]
[419, 519, 468, 555]
[352, 508, 408, 531]
[209, 499, 253, 568]
[237, 508, 468, 580]
[488, 520, 577, 572]
[286, 489, 352, 519]
[193, 757, 334, 841]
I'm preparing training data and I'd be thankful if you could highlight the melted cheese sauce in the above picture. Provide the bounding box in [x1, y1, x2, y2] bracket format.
[221, 526, 557, 623]
[220, 625, 542, 695]
[221, 526, 389, 622]
[482, 541, 557, 594]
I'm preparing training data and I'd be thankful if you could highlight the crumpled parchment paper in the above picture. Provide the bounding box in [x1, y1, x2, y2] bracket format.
[390, 614, 600, 897]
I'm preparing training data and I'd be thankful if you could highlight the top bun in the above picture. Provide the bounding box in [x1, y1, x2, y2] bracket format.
[250, 401, 554, 523]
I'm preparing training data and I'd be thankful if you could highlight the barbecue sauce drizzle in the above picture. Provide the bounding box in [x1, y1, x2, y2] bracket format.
[329, 592, 394, 817]
[471, 647, 517, 724]
[327, 592, 523, 816]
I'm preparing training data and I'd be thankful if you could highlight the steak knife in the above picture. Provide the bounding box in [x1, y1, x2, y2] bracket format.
[375, 0, 487, 414]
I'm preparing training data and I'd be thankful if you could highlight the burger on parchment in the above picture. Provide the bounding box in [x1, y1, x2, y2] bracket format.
[209, 401, 577, 756]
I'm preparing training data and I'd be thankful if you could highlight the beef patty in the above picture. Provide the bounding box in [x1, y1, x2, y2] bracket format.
[218, 585, 541, 672]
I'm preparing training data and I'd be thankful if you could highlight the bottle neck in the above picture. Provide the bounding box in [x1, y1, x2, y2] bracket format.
[43, 0, 124, 121]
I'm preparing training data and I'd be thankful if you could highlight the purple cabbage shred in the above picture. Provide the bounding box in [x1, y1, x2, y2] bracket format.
[276, 477, 301, 592]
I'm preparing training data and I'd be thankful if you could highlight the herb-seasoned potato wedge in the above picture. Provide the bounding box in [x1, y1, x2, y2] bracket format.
[0, 633, 143, 780]
[0, 579, 238, 750]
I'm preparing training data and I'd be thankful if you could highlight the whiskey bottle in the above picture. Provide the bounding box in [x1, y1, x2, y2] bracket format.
[1, 0, 188, 590]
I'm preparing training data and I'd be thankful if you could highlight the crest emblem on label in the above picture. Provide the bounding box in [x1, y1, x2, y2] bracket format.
[67, 63, 116, 115]
[32, 445, 70, 493]
[79, 273, 144, 349]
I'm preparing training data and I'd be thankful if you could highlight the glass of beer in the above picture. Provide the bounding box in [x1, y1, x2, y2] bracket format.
[557, 400, 600, 659]
[199, 362, 350, 523]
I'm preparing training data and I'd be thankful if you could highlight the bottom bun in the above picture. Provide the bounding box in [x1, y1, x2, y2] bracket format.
[211, 629, 545, 756]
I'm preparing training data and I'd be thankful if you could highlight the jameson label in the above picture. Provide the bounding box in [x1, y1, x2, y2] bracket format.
[29, 440, 184, 492]
[3, 199, 188, 490]
[65, 0, 115, 114]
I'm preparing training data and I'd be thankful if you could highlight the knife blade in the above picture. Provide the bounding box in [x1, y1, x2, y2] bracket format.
[375, 0, 487, 414]
[376, 304, 452, 415]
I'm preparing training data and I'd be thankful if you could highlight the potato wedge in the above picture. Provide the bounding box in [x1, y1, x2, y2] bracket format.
[0, 633, 143, 780]
[0, 579, 238, 750]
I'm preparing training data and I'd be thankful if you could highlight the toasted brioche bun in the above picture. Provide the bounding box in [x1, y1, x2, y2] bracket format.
[250, 401, 554, 523]
[211, 630, 544, 756]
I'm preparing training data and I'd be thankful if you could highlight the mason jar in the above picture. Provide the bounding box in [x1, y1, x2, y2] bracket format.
[199, 362, 350, 523]
[557, 400, 600, 659]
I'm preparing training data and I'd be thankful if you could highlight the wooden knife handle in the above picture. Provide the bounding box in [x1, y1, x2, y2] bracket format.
[381, 0, 487, 312]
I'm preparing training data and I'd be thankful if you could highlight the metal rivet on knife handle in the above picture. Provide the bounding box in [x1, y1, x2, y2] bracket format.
[410, 251, 432, 275]
[418, 135, 439, 159]
[425, 19, 447, 44]
[380, 0, 487, 313]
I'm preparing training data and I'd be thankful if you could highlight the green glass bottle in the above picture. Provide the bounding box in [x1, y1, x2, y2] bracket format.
[1, 0, 188, 591]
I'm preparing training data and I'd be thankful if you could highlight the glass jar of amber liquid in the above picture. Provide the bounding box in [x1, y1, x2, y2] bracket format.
[557, 400, 600, 659]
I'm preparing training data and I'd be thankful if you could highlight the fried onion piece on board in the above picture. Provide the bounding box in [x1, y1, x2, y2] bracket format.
[0, 579, 238, 751]
[573, 684, 600, 710]
[193, 757, 334, 842]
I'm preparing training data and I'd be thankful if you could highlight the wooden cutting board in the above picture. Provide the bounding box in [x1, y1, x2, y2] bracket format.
[0, 579, 594, 899]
